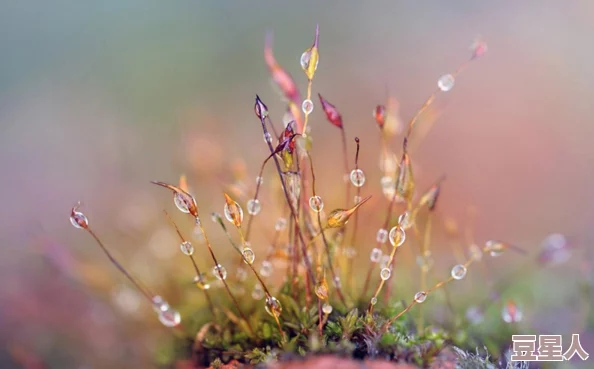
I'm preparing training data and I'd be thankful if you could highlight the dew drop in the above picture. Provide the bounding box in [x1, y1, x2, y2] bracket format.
[350, 169, 366, 187]
[157, 306, 181, 328]
[224, 200, 244, 225]
[333, 276, 341, 288]
[309, 196, 324, 212]
[151, 295, 167, 313]
[193, 274, 211, 290]
[389, 227, 406, 247]
[414, 291, 427, 303]
[302, 99, 314, 115]
[260, 260, 273, 277]
[485, 240, 505, 257]
[370, 248, 383, 263]
[236, 267, 248, 282]
[211, 264, 227, 280]
[437, 74, 455, 92]
[252, 284, 264, 300]
[451, 264, 467, 280]
[300, 49, 318, 72]
[379, 255, 391, 269]
[376, 228, 388, 244]
[247, 199, 261, 216]
[370, 297, 378, 305]
[256, 176, 264, 185]
[180, 241, 194, 256]
[274, 218, 287, 231]
[263, 132, 272, 144]
[468, 243, 483, 261]
[265, 296, 282, 317]
[380, 267, 392, 281]
[353, 195, 362, 204]
[70, 204, 89, 229]
[322, 303, 333, 315]
[242, 247, 256, 264]
[174, 192, 191, 213]
[398, 211, 413, 230]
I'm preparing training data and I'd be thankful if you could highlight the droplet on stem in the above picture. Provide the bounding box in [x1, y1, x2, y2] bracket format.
[414, 291, 427, 303]
[350, 169, 366, 187]
[322, 303, 333, 315]
[437, 74, 455, 92]
[252, 284, 264, 300]
[302, 99, 314, 115]
[260, 260, 273, 277]
[370, 297, 378, 305]
[242, 247, 256, 264]
[309, 195, 324, 212]
[158, 306, 182, 328]
[451, 264, 467, 280]
[274, 218, 287, 231]
[223, 193, 244, 227]
[247, 199, 261, 216]
[398, 211, 413, 230]
[370, 248, 383, 263]
[193, 274, 211, 290]
[212, 264, 227, 280]
[468, 243, 483, 261]
[389, 227, 406, 247]
[376, 228, 388, 244]
[380, 267, 391, 281]
[265, 296, 282, 317]
[379, 255, 391, 269]
[70, 203, 89, 229]
[180, 241, 194, 256]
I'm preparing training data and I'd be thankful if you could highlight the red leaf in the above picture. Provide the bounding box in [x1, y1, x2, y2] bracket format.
[318, 94, 343, 129]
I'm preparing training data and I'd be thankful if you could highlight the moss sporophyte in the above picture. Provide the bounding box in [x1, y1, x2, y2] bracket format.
[69, 27, 531, 367]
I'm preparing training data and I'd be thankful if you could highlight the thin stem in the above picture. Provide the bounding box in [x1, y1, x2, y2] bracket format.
[347, 138, 361, 293]
[307, 152, 348, 307]
[163, 211, 216, 317]
[245, 154, 275, 241]
[302, 80, 313, 135]
[86, 229, 154, 304]
[196, 220, 256, 337]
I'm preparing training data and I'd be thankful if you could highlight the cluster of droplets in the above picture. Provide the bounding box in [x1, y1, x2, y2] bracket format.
[152, 295, 181, 327]
[350, 169, 366, 187]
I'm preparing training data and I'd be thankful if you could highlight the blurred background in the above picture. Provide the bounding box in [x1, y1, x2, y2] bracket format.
[1, 1, 593, 368]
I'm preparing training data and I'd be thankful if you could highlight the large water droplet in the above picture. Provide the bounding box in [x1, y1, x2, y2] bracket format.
[322, 303, 333, 314]
[247, 199, 261, 216]
[437, 74, 455, 92]
[302, 99, 314, 115]
[242, 247, 255, 264]
[350, 169, 366, 187]
[212, 264, 227, 280]
[414, 291, 427, 303]
[180, 241, 194, 256]
[451, 264, 467, 280]
[309, 196, 324, 212]
[380, 267, 391, 281]
[224, 200, 244, 225]
[265, 296, 282, 317]
[389, 227, 406, 247]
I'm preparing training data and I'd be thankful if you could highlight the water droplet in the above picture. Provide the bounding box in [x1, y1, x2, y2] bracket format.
[380, 267, 391, 281]
[300, 49, 319, 72]
[398, 211, 413, 230]
[224, 198, 244, 226]
[502, 300, 522, 323]
[333, 276, 341, 288]
[157, 306, 181, 328]
[370, 297, 378, 305]
[256, 176, 264, 185]
[344, 247, 356, 258]
[274, 218, 287, 231]
[263, 132, 272, 144]
[151, 295, 167, 312]
[211, 264, 227, 280]
[451, 264, 467, 280]
[174, 192, 191, 213]
[242, 247, 255, 264]
[265, 296, 282, 317]
[252, 284, 264, 300]
[70, 204, 88, 229]
[302, 99, 314, 115]
[376, 229, 388, 244]
[180, 241, 194, 256]
[350, 169, 366, 187]
[322, 303, 333, 315]
[236, 267, 248, 282]
[437, 74, 455, 92]
[370, 248, 383, 263]
[416, 254, 434, 272]
[260, 260, 273, 277]
[389, 227, 406, 247]
[468, 243, 483, 261]
[309, 196, 324, 212]
[314, 279, 329, 300]
[193, 274, 211, 290]
[379, 255, 391, 269]
[466, 306, 484, 324]
[353, 195, 362, 204]
[414, 291, 427, 303]
[485, 240, 505, 257]
[247, 199, 261, 216]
